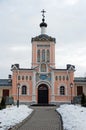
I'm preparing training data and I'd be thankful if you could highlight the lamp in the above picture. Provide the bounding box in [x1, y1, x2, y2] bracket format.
[17, 83, 20, 107]
[70, 83, 73, 104]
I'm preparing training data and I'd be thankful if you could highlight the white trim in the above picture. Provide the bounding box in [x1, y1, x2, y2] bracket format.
[51, 71, 55, 102]
[32, 71, 36, 102]
[36, 80, 51, 88]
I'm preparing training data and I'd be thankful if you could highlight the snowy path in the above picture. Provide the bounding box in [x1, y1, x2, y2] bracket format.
[16, 106, 62, 130]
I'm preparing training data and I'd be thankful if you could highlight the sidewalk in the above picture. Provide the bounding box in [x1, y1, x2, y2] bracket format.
[12, 106, 63, 130]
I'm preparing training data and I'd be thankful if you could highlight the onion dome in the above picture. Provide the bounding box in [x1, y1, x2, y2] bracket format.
[40, 18, 47, 27]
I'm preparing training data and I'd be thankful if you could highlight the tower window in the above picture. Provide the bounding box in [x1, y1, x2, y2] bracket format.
[42, 49, 45, 62]
[37, 50, 40, 62]
[60, 86, 65, 95]
[22, 85, 27, 95]
[47, 50, 50, 62]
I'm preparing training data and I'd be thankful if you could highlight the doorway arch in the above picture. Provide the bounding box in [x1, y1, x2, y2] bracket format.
[38, 84, 48, 104]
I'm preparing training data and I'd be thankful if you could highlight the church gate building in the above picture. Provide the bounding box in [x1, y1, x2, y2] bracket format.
[0, 11, 85, 105]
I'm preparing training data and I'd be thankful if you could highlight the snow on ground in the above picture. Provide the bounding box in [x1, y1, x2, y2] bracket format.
[56, 104, 86, 130]
[0, 105, 33, 130]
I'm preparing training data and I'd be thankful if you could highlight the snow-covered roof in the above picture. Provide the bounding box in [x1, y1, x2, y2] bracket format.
[0, 79, 12, 87]
[74, 77, 86, 82]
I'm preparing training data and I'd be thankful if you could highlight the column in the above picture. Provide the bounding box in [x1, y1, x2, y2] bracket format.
[51, 71, 55, 102]
[32, 71, 36, 103]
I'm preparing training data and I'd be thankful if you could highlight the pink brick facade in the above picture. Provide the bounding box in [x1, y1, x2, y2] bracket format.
[0, 12, 86, 105]
[11, 16, 75, 105]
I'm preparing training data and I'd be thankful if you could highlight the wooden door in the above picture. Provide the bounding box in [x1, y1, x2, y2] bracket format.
[77, 86, 83, 96]
[38, 84, 48, 104]
[3, 89, 9, 97]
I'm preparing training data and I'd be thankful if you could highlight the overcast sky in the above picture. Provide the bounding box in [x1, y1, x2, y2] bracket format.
[0, 0, 86, 78]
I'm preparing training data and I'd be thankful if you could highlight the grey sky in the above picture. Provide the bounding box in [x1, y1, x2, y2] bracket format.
[0, 0, 86, 78]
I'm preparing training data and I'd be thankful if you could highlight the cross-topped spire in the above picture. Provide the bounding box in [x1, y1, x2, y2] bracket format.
[40, 9, 47, 34]
[41, 9, 46, 23]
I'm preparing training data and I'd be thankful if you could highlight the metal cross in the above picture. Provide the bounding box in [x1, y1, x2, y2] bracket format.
[41, 9, 46, 19]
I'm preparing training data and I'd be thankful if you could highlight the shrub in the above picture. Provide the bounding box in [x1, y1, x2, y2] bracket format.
[0, 103, 1, 110]
[5, 96, 14, 105]
[0, 97, 6, 109]
[81, 93, 86, 107]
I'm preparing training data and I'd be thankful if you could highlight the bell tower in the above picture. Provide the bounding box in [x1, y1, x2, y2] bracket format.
[31, 10, 56, 69]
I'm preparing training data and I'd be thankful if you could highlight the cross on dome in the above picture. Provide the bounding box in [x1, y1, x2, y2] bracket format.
[41, 9, 46, 23]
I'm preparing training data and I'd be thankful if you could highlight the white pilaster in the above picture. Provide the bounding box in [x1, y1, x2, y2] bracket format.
[51, 71, 55, 102]
[32, 71, 36, 102]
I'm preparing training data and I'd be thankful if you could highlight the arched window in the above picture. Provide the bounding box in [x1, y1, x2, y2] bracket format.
[18, 75, 20, 80]
[22, 76, 24, 80]
[29, 76, 32, 80]
[26, 76, 28, 80]
[37, 50, 40, 62]
[41, 64, 46, 72]
[63, 76, 65, 81]
[59, 76, 61, 81]
[42, 49, 45, 62]
[60, 86, 65, 95]
[55, 76, 58, 80]
[66, 75, 69, 80]
[47, 50, 50, 62]
[22, 85, 27, 95]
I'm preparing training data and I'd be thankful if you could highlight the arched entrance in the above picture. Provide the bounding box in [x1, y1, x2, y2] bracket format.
[38, 84, 48, 104]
